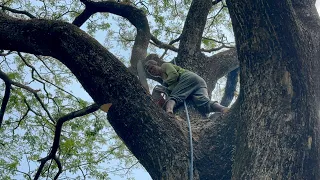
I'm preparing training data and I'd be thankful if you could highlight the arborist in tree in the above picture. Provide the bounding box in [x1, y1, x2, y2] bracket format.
[145, 54, 229, 115]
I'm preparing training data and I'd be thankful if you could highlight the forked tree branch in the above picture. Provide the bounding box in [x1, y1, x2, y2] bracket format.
[34, 103, 100, 180]
[0, 69, 40, 128]
[150, 35, 179, 52]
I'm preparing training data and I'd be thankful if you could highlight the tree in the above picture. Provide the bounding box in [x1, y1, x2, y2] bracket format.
[0, 0, 319, 179]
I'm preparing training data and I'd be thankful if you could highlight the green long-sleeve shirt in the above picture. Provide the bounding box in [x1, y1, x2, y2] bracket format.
[161, 63, 186, 91]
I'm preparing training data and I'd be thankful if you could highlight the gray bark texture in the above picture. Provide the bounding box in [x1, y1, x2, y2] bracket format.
[227, 0, 320, 179]
[0, 0, 320, 179]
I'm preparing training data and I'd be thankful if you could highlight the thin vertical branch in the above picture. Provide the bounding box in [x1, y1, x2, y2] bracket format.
[0, 81, 11, 128]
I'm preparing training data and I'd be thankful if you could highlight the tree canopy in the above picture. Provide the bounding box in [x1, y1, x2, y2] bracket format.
[1, 0, 320, 179]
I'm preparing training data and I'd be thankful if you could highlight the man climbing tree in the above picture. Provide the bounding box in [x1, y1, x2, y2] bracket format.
[144, 55, 229, 115]
[0, 0, 320, 179]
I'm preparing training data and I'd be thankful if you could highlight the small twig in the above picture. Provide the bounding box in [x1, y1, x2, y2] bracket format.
[78, 166, 86, 180]
[0, 50, 12, 56]
[159, 36, 181, 58]
[107, 161, 139, 174]
[135, 1, 150, 14]
[0, 5, 36, 18]
[0, 167, 32, 180]
[174, 0, 179, 16]
[19, 52, 80, 103]
[160, 49, 169, 59]
[200, 44, 234, 53]
[51, 103, 100, 153]
[24, 99, 41, 116]
[13, 109, 29, 130]
[208, 5, 224, 20]
[205, 5, 224, 35]
[212, 0, 223, 5]
[56, 10, 79, 20]
[202, 36, 230, 44]
[26, 155, 32, 176]
[169, 36, 181, 45]
[33, 93, 55, 124]
[12, 82, 39, 93]
[35, 55, 54, 74]
[33, 55, 80, 103]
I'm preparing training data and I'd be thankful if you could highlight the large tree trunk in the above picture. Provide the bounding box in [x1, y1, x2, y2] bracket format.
[227, 0, 320, 179]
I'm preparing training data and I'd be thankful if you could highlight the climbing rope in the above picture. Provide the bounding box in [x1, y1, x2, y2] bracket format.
[184, 101, 193, 180]
[173, 58, 193, 180]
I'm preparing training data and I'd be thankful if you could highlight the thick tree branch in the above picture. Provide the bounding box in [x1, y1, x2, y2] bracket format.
[72, 0, 150, 65]
[73, 0, 151, 92]
[53, 156, 62, 180]
[208, 48, 238, 78]
[0, 80, 10, 128]
[220, 67, 239, 107]
[177, 0, 213, 65]
[0, 13, 195, 179]
[72, 8, 92, 27]
[195, 102, 239, 179]
[185, 48, 238, 94]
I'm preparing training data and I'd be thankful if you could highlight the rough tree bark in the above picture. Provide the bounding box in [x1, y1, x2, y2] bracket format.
[1, 0, 320, 179]
[227, 0, 320, 179]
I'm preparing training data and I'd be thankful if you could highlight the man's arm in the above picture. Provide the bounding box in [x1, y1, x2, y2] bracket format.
[161, 63, 179, 90]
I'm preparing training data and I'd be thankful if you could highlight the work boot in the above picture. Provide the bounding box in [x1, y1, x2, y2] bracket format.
[210, 102, 229, 113]
[165, 99, 176, 114]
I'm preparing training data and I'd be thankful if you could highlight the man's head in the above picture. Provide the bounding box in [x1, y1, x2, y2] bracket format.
[145, 60, 161, 77]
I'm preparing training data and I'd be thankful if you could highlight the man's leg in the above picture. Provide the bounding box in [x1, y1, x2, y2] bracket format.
[209, 101, 229, 113]
[191, 88, 229, 114]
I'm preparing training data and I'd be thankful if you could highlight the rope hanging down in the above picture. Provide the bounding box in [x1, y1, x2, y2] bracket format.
[173, 58, 193, 180]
